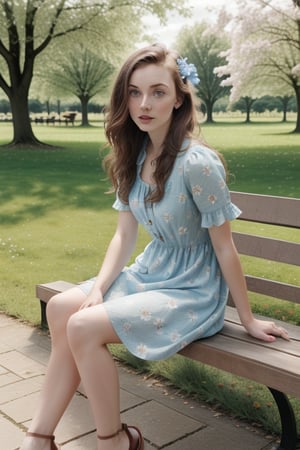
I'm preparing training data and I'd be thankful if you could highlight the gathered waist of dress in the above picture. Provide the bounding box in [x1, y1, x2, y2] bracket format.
[149, 236, 211, 250]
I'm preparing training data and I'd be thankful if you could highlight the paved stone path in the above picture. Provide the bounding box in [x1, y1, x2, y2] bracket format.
[0, 314, 279, 449]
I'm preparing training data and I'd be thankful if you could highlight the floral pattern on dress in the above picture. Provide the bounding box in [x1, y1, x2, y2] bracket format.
[79, 141, 241, 361]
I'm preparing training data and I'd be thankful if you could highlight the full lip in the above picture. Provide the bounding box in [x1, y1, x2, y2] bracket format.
[138, 115, 154, 122]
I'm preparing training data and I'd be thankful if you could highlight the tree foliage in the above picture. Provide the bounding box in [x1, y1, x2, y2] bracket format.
[39, 44, 114, 126]
[175, 23, 230, 123]
[0, 0, 188, 147]
[215, 0, 300, 132]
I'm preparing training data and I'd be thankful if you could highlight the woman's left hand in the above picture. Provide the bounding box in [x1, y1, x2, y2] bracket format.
[244, 318, 290, 342]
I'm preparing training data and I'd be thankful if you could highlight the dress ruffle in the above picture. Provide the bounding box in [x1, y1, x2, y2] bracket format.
[201, 202, 241, 228]
[113, 195, 130, 211]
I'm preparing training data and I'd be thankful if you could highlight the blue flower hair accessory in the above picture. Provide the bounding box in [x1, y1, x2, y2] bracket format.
[176, 57, 200, 86]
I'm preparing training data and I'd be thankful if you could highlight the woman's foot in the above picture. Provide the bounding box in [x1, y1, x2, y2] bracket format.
[97, 423, 144, 450]
[19, 431, 59, 450]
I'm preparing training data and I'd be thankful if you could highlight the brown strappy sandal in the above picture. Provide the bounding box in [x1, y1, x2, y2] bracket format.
[97, 423, 144, 450]
[17, 431, 60, 450]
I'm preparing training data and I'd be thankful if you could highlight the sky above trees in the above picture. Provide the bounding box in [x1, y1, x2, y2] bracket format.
[141, 0, 238, 47]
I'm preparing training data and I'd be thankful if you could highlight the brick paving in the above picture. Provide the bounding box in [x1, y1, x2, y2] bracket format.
[0, 314, 279, 449]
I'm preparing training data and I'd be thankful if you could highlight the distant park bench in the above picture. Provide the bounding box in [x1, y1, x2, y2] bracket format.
[36, 191, 300, 450]
[34, 112, 77, 126]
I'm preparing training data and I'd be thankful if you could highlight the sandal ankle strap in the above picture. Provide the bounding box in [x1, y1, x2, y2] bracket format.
[26, 432, 55, 441]
[97, 423, 126, 440]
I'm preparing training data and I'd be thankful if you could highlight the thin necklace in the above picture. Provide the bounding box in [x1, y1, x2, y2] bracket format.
[147, 144, 162, 168]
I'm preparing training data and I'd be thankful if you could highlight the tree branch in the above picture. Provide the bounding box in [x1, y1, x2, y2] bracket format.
[33, 1, 105, 56]
[0, 71, 11, 97]
[0, 38, 10, 61]
[3, 0, 20, 63]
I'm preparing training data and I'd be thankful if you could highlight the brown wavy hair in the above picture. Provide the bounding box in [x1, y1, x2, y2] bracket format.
[104, 43, 200, 204]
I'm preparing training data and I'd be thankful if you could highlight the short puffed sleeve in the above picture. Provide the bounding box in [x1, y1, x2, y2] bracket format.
[112, 192, 131, 212]
[183, 145, 241, 228]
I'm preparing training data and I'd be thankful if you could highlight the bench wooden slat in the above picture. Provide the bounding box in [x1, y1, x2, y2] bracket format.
[232, 232, 300, 266]
[244, 275, 300, 303]
[230, 192, 300, 227]
[36, 281, 76, 303]
[220, 322, 300, 358]
[180, 336, 300, 398]
[225, 307, 300, 342]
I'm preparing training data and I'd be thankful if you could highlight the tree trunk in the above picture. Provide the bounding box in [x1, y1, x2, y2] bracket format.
[243, 97, 253, 123]
[80, 95, 90, 126]
[282, 108, 287, 122]
[279, 95, 291, 123]
[205, 100, 214, 123]
[245, 107, 251, 123]
[9, 87, 42, 146]
[294, 85, 300, 133]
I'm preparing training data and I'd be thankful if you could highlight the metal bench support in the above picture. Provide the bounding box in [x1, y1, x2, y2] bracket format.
[268, 388, 299, 450]
[40, 300, 48, 330]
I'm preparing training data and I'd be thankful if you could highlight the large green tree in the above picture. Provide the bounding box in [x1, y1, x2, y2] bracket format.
[0, 0, 187, 147]
[175, 23, 230, 123]
[39, 44, 114, 126]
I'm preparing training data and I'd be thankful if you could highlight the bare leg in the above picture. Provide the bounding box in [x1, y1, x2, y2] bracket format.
[67, 305, 130, 450]
[20, 287, 87, 450]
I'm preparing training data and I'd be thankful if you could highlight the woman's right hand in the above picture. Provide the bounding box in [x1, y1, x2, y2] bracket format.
[79, 290, 104, 309]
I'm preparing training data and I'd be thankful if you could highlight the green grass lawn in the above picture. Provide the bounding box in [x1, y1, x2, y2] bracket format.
[0, 119, 299, 437]
[202, 120, 299, 197]
[1, 120, 298, 323]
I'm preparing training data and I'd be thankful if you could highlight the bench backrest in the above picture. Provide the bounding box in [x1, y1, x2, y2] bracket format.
[229, 192, 300, 306]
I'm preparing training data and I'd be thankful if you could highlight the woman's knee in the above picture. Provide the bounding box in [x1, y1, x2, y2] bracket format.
[66, 306, 119, 354]
[66, 310, 95, 354]
[46, 293, 66, 329]
[46, 288, 86, 329]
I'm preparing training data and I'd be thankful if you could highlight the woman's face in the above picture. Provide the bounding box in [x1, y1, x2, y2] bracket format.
[128, 63, 181, 140]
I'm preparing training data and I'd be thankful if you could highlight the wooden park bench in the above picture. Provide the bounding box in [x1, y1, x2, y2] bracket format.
[36, 191, 300, 450]
[61, 112, 76, 125]
[33, 112, 77, 125]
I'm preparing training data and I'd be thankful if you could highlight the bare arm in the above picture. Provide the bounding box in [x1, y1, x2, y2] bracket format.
[208, 221, 289, 342]
[81, 211, 139, 307]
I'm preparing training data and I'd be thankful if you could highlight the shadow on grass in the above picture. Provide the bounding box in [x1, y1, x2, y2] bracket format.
[1, 135, 299, 225]
[0, 143, 114, 225]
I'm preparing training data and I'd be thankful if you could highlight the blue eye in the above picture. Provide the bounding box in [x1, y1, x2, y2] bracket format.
[129, 89, 140, 97]
[154, 90, 165, 97]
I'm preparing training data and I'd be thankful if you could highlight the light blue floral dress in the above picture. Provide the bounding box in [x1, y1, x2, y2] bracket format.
[79, 140, 241, 361]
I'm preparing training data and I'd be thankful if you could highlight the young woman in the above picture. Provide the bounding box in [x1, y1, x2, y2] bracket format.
[19, 43, 289, 450]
